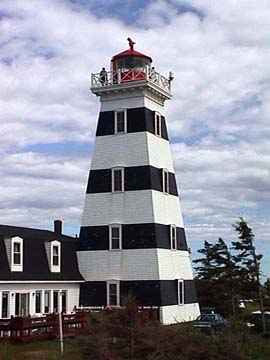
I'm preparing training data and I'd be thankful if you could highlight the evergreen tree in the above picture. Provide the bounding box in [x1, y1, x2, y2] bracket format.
[231, 217, 262, 295]
[232, 217, 265, 332]
[194, 238, 237, 313]
[194, 240, 219, 280]
[263, 278, 270, 299]
[194, 218, 264, 316]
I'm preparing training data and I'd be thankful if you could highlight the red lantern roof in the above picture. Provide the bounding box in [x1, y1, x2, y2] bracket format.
[112, 38, 152, 62]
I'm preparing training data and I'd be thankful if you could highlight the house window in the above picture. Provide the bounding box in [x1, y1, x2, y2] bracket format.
[52, 245, 59, 266]
[170, 225, 177, 250]
[1, 292, 9, 318]
[178, 280, 184, 305]
[15, 293, 30, 316]
[155, 112, 162, 137]
[44, 290, 51, 313]
[53, 291, 59, 313]
[35, 291, 42, 313]
[50, 241, 61, 272]
[13, 242, 21, 265]
[114, 109, 127, 134]
[162, 169, 169, 194]
[61, 291, 67, 313]
[11, 236, 23, 271]
[112, 168, 124, 192]
[109, 225, 122, 250]
[107, 281, 120, 307]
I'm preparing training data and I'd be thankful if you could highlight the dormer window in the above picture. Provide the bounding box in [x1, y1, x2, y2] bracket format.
[11, 236, 23, 272]
[13, 242, 21, 265]
[155, 112, 162, 137]
[53, 245, 59, 266]
[114, 109, 127, 134]
[50, 240, 61, 272]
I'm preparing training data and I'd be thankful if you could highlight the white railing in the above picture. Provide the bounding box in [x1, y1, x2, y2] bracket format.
[91, 66, 171, 93]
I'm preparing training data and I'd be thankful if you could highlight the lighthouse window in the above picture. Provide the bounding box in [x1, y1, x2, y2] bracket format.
[155, 112, 162, 137]
[162, 169, 169, 194]
[107, 281, 120, 307]
[114, 110, 127, 134]
[112, 168, 124, 192]
[170, 225, 177, 250]
[109, 225, 122, 250]
[178, 280, 184, 305]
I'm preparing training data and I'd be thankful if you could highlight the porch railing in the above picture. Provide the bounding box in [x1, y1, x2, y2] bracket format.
[0, 306, 160, 343]
[0, 312, 89, 343]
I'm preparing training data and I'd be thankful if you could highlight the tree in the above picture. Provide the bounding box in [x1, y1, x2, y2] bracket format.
[194, 238, 237, 313]
[232, 217, 265, 332]
[264, 278, 270, 294]
[232, 217, 263, 296]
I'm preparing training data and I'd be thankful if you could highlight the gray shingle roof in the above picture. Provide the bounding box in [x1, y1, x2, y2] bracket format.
[0, 225, 83, 282]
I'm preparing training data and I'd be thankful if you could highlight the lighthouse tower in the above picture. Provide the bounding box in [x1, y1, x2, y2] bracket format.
[77, 39, 200, 324]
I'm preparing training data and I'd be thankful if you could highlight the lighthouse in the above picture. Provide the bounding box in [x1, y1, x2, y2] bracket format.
[77, 39, 200, 324]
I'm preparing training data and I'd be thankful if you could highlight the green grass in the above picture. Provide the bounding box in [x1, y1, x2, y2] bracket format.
[0, 339, 82, 360]
[1, 317, 270, 360]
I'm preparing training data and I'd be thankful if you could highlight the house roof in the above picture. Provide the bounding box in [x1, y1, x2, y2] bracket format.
[0, 225, 84, 282]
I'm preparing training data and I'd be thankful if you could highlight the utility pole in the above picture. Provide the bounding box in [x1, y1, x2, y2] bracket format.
[252, 245, 266, 334]
[59, 291, 64, 356]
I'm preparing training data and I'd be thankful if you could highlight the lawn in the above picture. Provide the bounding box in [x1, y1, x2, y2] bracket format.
[1, 313, 270, 360]
[0, 339, 82, 360]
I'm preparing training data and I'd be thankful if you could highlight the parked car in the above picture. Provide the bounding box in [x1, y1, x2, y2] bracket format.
[245, 310, 270, 331]
[193, 313, 228, 333]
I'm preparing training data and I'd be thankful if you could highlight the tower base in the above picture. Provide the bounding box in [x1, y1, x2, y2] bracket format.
[160, 304, 200, 324]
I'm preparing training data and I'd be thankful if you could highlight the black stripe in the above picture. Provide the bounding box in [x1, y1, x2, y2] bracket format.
[79, 280, 198, 307]
[184, 280, 198, 304]
[78, 224, 187, 251]
[96, 107, 169, 140]
[86, 165, 178, 196]
[79, 281, 106, 306]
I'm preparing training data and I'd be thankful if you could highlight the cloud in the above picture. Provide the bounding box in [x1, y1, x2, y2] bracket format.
[0, 0, 269, 272]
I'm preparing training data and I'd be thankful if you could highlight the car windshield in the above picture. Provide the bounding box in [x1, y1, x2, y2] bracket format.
[198, 315, 216, 322]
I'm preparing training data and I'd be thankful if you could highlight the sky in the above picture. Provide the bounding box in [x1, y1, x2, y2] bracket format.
[0, 0, 269, 276]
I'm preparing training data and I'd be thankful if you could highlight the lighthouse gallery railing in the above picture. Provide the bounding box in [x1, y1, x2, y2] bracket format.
[91, 67, 171, 93]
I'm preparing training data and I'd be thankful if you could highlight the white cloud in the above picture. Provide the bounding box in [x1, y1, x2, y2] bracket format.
[0, 0, 269, 272]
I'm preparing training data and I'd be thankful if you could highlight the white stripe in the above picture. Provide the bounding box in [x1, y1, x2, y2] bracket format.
[77, 249, 194, 281]
[100, 95, 165, 114]
[160, 304, 200, 324]
[91, 132, 174, 172]
[81, 190, 184, 227]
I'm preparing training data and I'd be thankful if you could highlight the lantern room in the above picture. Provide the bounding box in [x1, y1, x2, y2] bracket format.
[91, 38, 172, 96]
[111, 38, 152, 72]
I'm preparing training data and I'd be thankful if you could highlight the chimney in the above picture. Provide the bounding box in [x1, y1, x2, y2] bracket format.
[54, 220, 62, 235]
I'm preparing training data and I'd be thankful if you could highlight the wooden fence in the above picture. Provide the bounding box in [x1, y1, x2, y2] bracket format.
[0, 312, 89, 343]
[0, 307, 159, 343]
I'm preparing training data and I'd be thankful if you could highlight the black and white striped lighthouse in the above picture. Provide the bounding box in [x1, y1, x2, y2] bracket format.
[77, 39, 200, 324]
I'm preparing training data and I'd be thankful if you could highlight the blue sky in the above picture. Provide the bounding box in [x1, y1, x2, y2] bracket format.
[68, 0, 204, 23]
[0, 0, 269, 276]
